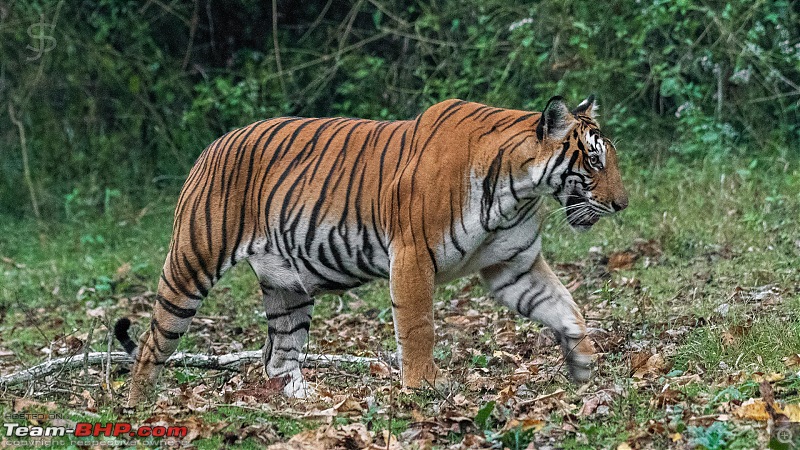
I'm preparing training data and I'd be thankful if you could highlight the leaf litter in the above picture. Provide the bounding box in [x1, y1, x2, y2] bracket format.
[2, 239, 800, 448]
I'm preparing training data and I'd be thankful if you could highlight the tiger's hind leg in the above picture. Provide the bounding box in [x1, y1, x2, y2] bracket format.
[124, 235, 238, 407]
[260, 284, 316, 398]
[250, 253, 315, 398]
[125, 279, 207, 407]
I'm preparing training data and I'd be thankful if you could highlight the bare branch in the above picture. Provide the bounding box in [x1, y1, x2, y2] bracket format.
[5, 105, 39, 219]
[0, 351, 392, 388]
[272, 0, 287, 98]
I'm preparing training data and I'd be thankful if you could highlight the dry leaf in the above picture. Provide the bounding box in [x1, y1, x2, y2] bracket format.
[781, 404, 800, 422]
[652, 386, 682, 408]
[502, 418, 545, 433]
[784, 354, 800, 369]
[631, 352, 666, 379]
[530, 389, 565, 403]
[734, 397, 800, 423]
[734, 398, 773, 421]
[607, 251, 637, 271]
[580, 390, 615, 416]
[307, 396, 365, 418]
[369, 361, 391, 378]
[268, 423, 372, 450]
[495, 384, 518, 404]
[230, 377, 288, 404]
[753, 373, 784, 383]
[375, 429, 404, 450]
[13, 398, 57, 412]
[333, 396, 365, 414]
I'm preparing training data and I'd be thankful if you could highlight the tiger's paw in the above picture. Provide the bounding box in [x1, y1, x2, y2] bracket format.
[561, 333, 595, 383]
[567, 352, 593, 382]
[281, 370, 316, 399]
[402, 362, 451, 393]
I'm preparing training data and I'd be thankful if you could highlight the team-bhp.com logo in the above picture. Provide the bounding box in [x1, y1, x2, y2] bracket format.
[4, 421, 187, 440]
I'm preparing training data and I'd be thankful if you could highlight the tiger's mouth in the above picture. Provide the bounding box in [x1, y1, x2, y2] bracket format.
[565, 194, 599, 230]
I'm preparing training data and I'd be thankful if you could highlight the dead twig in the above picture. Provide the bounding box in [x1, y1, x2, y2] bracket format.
[82, 318, 97, 377]
[271, 0, 287, 98]
[105, 322, 113, 399]
[386, 358, 394, 450]
[548, 334, 589, 385]
[181, 0, 199, 70]
[423, 378, 456, 409]
[7, 103, 41, 219]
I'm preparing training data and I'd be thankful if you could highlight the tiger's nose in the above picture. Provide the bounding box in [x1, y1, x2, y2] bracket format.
[611, 198, 628, 212]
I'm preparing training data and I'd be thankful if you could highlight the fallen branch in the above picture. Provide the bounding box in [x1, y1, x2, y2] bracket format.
[0, 351, 393, 388]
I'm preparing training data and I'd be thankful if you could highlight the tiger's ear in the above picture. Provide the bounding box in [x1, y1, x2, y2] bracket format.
[572, 94, 598, 119]
[536, 96, 575, 141]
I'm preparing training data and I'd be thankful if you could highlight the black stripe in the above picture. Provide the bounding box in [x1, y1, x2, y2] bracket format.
[500, 113, 535, 130]
[519, 287, 548, 317]
[418, 100, 467, 152]
[455, 105, 491, 125]
[419, 198, 439, 273]
[149, 332, 169, 354]
[157, 295, 197, 319]
[265, 299, 315, 321]
[481, 148, 506, 229]
[230, 121, 277, 267]
[494, 270, 529, 293]
[270, 321, 311, 335]
[151, 317, 184, 340]
[160, 274, 203, 301]
[478, 108, 504, 122]
[302, 121, 357, 252]
[448, 190, 466, 257]
[181, 253, 209, 297]
[274, 345, 302, 353]
[217, 122, 271, 278]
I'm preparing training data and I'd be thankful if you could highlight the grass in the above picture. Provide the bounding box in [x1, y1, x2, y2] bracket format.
[1, 150, 799, 448]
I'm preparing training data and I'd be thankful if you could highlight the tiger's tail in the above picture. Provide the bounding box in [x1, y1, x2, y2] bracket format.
[113, 317, 137, 355]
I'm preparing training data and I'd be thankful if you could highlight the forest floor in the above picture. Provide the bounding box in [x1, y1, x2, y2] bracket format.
[1, 152, 799, 449]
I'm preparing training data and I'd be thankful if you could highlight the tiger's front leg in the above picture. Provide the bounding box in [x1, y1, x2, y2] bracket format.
[389, 249, 447, 390]
[481, 253, 594, 382]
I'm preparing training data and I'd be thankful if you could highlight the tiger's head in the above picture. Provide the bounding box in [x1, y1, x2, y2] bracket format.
[535, 95, 628, 230]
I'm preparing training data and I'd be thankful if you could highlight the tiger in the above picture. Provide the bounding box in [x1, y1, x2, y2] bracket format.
[114, 95, 628, 407]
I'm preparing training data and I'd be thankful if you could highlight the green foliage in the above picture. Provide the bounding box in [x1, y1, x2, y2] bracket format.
[690, 421, 732, 450]
[1, 0, 798, 217]
[174, 369, 199, 384]
[498, 426, 536, 450]
[470, 354, 488, 368]
[474, 400, 495, 430]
